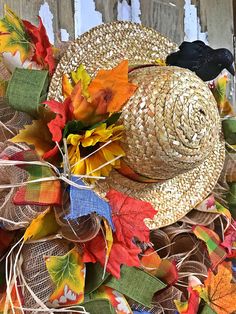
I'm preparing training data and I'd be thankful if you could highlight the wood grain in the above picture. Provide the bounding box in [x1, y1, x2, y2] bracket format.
[140, 0, 185, 44]
[0, 0, 75, 43]
[95, 0, 118, 22]
[196, 0, 234, 50]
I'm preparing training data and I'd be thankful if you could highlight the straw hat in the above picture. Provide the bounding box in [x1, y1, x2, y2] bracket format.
[48, 22, 225, 229]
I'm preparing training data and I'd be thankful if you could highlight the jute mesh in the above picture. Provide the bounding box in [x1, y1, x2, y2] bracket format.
[0, 99, 32, 142]
[0, 145, 44, 230]
[48, 21, 225, 228]
[21, 239, 70, 313]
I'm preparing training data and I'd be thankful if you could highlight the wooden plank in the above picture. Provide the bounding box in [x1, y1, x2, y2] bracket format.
[95, 0, 118, 22]
[196, 0, 234, 50]
[140, 0, 185, 44]
[0, 0, 75, 43]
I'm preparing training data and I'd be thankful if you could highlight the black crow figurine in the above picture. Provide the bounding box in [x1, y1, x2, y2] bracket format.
[166, 40, 235, 81]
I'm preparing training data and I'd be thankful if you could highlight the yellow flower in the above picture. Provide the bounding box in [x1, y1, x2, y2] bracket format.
[67, 123, 125, 179]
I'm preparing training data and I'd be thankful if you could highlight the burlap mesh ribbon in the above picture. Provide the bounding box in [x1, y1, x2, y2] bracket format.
[6, 68, 49, 118]
[0, 145, 44, 230]
[21, 239, 70, 313]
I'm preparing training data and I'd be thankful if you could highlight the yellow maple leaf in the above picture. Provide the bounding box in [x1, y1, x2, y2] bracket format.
[62, 64, 91, 99]
[24, 207, 59, 242]
[198, 262, 236, 314]
[10, 119, 53, 157]
[0, 5, 33, 62]
[71, 64, 91, 98]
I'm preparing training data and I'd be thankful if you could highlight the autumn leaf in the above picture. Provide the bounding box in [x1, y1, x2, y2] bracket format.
[69, 61, 137, 125]
[10, 119, 53, 157]
[69, 82, 97, 125]
[210, 75, 234, 116]
[140, 248, 161, 276]
[23, 16, 55, 74]
[45, 247, 85, 306]
[221, 221, 236, 257]
[140, 248, 178, 285]
[106, 189, 156, 247]
[62, 64, 91, 99]
[62, 74, 74, 98]
[0, 5, 33, 62]
[43, 99, 70, 159]
[88, 60, 137, 113]
[103, 218, 113, 262]
[198, 262, 236, 314]
[24, 207, 59, 241]
[0, 284, 23, 314]
[174, 287, 200, 314]
[0, 228, 15, 257]
[83, 232, 141, 279]
[92, 286, 132, 314]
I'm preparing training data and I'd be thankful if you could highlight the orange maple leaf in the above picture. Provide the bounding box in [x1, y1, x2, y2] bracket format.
[200, 263, 236, 314]
[88, 60, 137, 113]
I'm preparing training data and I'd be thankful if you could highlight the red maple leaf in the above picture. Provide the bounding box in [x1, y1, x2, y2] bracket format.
[43, 99, 69, 159]
[106, 189, 156, 247]
[23, 17, 55, 74]
[83, 232, 141, 278]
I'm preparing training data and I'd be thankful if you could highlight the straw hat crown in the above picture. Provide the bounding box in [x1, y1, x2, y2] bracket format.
[121, 66, 221, 180]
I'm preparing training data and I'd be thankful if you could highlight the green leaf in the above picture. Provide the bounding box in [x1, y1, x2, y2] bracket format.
[63, 120, 85, 138]
[105, 112, 122, 126]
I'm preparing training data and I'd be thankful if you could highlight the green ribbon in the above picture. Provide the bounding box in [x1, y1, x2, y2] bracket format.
[104, 266, 166, 307]
[200, 304, 217, 314]
[6, 68, 49, 118]
[80, 299, 116, 314]
[222, 118, 236, 145]
[85, 263, 110, 295]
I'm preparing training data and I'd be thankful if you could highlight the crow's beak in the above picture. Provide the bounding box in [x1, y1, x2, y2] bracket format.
[226, 63, 235, 76]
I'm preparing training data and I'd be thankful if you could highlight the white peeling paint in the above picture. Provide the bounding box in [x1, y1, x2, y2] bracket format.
[184, 0, 208, 43]
[60, 28, 70, 42]
[117, 0, 132, 21]
[131, 0, 141, 23]
[2, 52, 42, 73]
[74, 0, 102, 37]
[38, 1, 55, 44]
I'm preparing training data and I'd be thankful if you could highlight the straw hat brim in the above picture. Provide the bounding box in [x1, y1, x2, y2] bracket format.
[48, 21, 225, 229]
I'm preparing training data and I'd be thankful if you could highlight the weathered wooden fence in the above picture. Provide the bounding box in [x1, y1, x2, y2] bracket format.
[0, 0, 235, 101]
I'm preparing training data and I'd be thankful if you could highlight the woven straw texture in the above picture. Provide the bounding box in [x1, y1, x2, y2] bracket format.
[48, 21, 225, 228]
